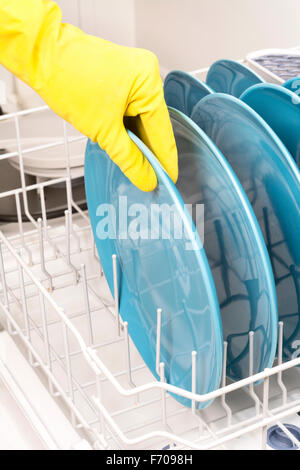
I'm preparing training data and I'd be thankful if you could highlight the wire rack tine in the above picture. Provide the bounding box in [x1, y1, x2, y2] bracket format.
[15, 192, 33, 265]
[221, 341, 232, 426]
[61, 317, 76, 427]
[18, 258, 36, 366]
[159, 362, 167, 426]
[112, 254, 121, 336]
[65, 210, 78, 283]
[0, 241, 15, 334]
[261, 370, 270, 449]
[123, 321, 136, 389]
[39, 291, 55, 395]
[81, 263, 94, 345]
[277, 321, 288, 405]
[191, 351, 197, 414]
[38, 218, 53, 292]
[156, 308, 162, 375]
[0, 103, 300, 450]
[96, 372, 107, 444]
[63, 120, 81, 252]
[14, 115, 37, 228]
[248, 331, 260, 415]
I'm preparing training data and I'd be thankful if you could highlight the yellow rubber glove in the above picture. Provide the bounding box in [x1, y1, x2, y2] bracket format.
[0, 0, 178, 191]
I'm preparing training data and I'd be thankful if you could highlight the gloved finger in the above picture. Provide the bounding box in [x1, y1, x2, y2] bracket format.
[97, 121, 158, 192]
[125, 53, 178, 184]
[133, 98, 178, 185]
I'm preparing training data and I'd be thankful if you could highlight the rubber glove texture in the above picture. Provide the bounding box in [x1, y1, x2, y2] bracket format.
[0, 0, 178, 191]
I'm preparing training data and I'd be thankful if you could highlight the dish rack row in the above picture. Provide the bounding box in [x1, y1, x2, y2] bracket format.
[0, 104, 300, 450]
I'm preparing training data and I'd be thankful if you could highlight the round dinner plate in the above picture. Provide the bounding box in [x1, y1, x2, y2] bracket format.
[85, 105, 278, 390]
[206, 59, 264, 98]
[192, 94, 300, 362]
[241, 83, 300, 166]
[170, 108, 277, 382]
[85, 125, 223, 409]
[164, 71, 214, 117]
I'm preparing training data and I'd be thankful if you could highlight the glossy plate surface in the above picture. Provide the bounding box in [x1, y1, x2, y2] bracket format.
[192, 94, 300, 361]
[164, 71, 214, 117]
[283, 76, 300, 93]
[241, 83, 300, 166]
[206, 60, 264, 97]
[170, 108, 277, 382]
[85, 129, 223, 409]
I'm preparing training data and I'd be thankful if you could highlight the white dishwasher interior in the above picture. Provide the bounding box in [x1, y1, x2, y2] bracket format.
[0, 371, 44, 450]
[0, 89, 300, 451]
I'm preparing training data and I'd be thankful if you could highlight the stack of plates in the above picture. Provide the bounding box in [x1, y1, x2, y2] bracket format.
[191, 94, 300, 363]
[166, 69, 300, 363]
[85, 58, 300, 408]
[164, 60, 265, 107]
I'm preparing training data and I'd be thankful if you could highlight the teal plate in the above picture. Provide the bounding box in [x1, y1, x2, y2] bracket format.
[192, 94, 300, 361]
[85, 105, 278, 389]
[283, 76, 300, 94]
[164, 71, 214, 117]
[170, 108, 277, 381]
[241, 83, 300, 166]
[206, 59, 264, 97]
[85, 126, 223, 409]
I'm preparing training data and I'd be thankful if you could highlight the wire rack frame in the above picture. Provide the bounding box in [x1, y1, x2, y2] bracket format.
[0, 106, 299, 450]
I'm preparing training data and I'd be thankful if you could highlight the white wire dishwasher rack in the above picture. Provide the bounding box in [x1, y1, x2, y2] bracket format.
[0, 104, 300, 451]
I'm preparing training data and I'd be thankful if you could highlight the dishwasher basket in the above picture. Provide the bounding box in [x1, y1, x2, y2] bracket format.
[0, 103, 300, 450]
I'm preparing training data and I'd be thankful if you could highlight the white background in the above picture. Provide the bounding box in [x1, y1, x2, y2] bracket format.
[60, 0, 300, 71]
[1, 0, 300, 108]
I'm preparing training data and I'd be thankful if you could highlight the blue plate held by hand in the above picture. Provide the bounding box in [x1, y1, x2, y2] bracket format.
[206, 59, 264, 97]
[85, 128, 223, 409]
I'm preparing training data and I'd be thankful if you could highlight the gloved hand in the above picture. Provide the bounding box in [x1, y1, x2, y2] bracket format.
[0, 0, 178, 191]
